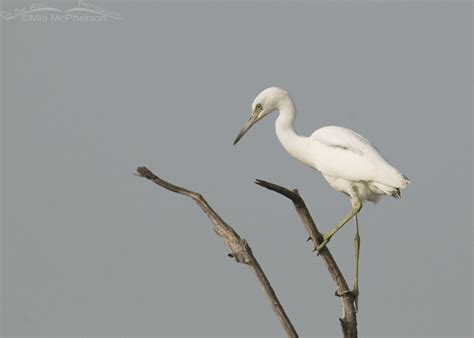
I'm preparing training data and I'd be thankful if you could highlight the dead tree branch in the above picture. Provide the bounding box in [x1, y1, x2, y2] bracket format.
[255, 179, 358, 338]
[135, 166, 298, 338]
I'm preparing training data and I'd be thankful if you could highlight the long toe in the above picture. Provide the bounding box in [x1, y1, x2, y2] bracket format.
[352, 288, 359, 312]
[315, 239, 329, 252]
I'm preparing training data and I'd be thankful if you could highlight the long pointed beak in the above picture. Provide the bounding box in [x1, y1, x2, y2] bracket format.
[233, 113, 258, 145]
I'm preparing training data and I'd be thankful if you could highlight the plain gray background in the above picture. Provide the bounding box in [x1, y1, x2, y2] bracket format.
[1, 0, 472, 337]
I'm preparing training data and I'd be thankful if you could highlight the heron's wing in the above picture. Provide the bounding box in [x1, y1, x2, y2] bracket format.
[309, 126, 405, 187]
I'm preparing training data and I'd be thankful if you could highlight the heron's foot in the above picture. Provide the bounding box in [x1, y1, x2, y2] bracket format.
[335, 287, 359, 312]
[352, 286, 359, 312]
[313, 233, 332, 253]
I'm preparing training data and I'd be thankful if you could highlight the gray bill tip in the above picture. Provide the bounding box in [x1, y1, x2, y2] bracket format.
[233, 113, 257, 146]
[233, 134, 242, 146]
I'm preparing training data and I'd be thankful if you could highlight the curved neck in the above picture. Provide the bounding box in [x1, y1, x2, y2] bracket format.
[275, 98, 311, 166]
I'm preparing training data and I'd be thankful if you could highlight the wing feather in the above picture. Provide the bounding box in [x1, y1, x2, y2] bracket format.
[308, 126, 406, 188]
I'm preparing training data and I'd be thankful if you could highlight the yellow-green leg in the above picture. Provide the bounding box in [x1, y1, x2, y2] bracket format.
[353, 213, 360, 311]
[316, 197, 362, 251]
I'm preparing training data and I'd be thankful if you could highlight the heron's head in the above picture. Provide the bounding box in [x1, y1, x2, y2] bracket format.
[233, 87, 290, 145]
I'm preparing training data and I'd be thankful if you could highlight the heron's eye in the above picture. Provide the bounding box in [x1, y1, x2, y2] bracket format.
[256, 103, 263, 110]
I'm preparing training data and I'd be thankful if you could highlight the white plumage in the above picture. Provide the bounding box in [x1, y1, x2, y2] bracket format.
[234, 87, 409, 203]
[233, 86, 410, 308]
[309, 125, 409, 203]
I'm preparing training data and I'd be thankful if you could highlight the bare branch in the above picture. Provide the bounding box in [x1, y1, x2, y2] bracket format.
[136, 167, 298, 338]
[255, 179, 358, 338]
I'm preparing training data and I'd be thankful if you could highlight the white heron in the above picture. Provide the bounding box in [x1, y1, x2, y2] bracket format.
[233, 87, 409, 308]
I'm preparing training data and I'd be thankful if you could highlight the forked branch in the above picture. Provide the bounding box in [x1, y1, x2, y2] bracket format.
[255, 179, 358, 338]
[135, 167, 298, 338]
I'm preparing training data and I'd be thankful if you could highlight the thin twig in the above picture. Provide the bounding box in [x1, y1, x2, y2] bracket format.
[136, 167, 298, 338]
[255, 179, 358, 338]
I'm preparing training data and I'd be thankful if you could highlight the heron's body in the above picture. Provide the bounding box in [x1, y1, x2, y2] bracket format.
[276, 108, 408, 203]
[234, 87, 410, 309]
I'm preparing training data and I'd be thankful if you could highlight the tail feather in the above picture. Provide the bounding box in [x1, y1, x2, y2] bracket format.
[371, 181, 404, 198]
[368, 173, 409, 202]
[392, 188, 402, 199]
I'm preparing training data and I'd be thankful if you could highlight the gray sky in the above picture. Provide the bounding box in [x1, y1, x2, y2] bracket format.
[1, 1, 472, 337]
